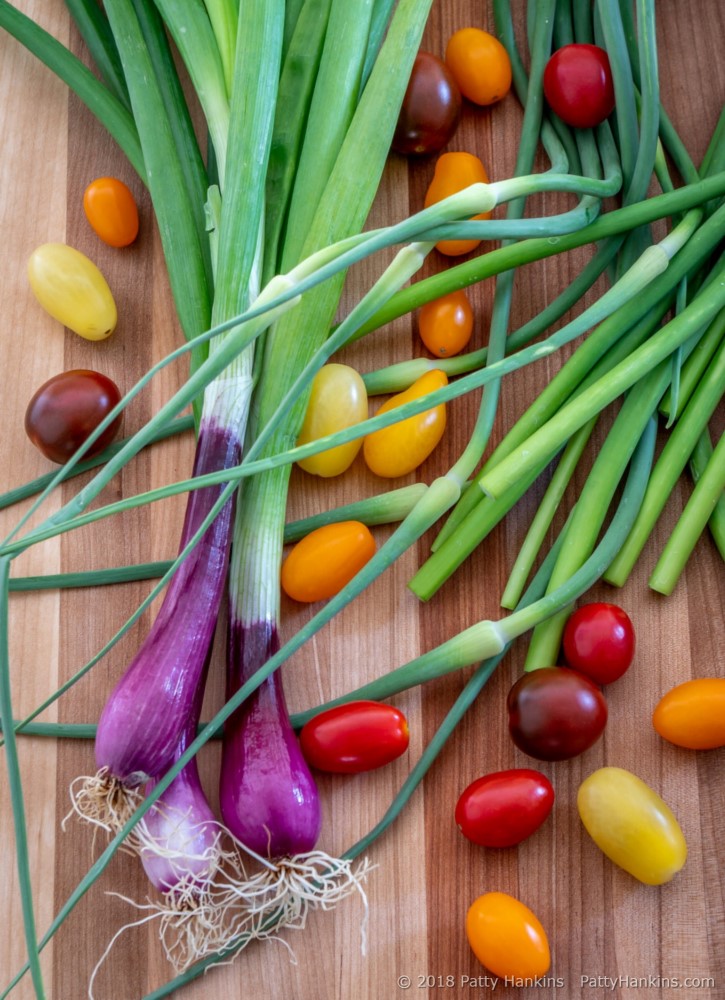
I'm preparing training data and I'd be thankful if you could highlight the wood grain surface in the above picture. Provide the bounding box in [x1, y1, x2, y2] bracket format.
[1, 2, 724, 999]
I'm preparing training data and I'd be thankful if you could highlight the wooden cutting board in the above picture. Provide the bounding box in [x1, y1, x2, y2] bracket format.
[1, 2, 723, 998]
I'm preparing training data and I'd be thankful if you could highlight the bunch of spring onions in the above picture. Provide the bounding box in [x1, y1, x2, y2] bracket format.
[0, 0, 724, 996]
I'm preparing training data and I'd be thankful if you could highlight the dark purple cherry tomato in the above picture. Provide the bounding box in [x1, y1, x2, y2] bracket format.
[299, 701, 409, 774]
[455, 769, 555, 848]
[507, 667, 608, 761]
[392, 51, 462, 156]
[543, 44, 615, 129]
[562, 602, 635, 684]
[24, 369, 122, 464]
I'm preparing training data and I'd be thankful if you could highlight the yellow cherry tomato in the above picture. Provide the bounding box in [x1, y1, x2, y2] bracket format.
[281, 521, 376, 603]
[83, 176, 139, 247]
[652, 677, 725, 749]
[424, 151, 492, 256]
[445, 28, 512, 106]
[577, 767, 687, 885]
[418, 290, 474, 357]
[27, 243, 117, 341]
[466, 892, 550, 979]
[363, 370, 448, 478]
[296, 364, 368, 477]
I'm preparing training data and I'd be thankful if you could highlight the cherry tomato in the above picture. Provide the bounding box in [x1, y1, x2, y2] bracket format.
[27, 243, 117, 341]
[562, 602, 635, 684]
[296, 364, 368, 477]
[392, 52, 462, 156]
[363, 369, 447, 478]
[299, 701, 409, 774]
[418, 290, 474, 357]
[83, 176, 139, 247]
[445, 28, 512, 106]
[577, 767, 687, 885]
[507, 666, 608, 761]
[24, 369, 123, 464]
[281, 521, 376, 603]
[423, 151, 492, 256]
[543, 44, 615, 129]
[466, 892, 550, 978]
[652, 678, 725, 750]
[455, 769, 554, 848]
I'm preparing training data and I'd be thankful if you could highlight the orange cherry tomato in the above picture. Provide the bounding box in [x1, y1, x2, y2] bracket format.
[300, 702, 410, 774]
[363, 370, 448, 478]
[418, 290, 474, 357]
[83, 176, 139, 247]
[652, 678, 725, 749]
[281, 521, 376, 603]
[445, 28, 512, 106]
[424, 151, 492, 256]
[466, 892, 550, 979]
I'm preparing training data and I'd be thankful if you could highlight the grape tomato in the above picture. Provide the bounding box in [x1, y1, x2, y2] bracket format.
[455, 769, 554, 847]
[577, 767, 687, 885]
[83, 176, 139, 247]
[445, 28, 512, 106]
[507, 666, 607, 761]
[24, 369, 122, 464]
[466, 892, 550, 979]
[423, 151, 492, 256]
[392, 51, 462, 156]
[299, 701, 409, 774]
[296, 364, 368, 477]
[281, 521, 376, 603]
[27, 243, 117, 341]
[543, 44, 615, 129]
[363, 369, 448, 478]
[562, 602, 635, 684]
[418, 290, 474, 357]
[652, 678, 725, 750]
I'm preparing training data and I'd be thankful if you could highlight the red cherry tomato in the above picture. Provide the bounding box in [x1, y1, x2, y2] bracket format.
[299, 701, 409, 773]
[392, 52, 462, 156]
[418, 290, 474, 357]
[24, 369, 123, 464]
[507, 666, 608, 761]
[562, 602, 635, 684]
[543, 44, 615, 129]
[455, 769, 554, 847]
[83, 176, 139, 247]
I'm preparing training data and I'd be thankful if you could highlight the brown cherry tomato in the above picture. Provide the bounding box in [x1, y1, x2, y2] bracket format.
[392, 52, 462, 156]
[507, 666, 608, 761]
[299, 701, 410, 773]
[24, 369, 122, 464]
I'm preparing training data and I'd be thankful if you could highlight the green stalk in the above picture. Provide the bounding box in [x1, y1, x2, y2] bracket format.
[0, 414, 193, 512]
[354, 172, 725, 347]
[605, 317, 725, 586]
[660, 306, 725, 421]
[649, 430, 725, 594]
[202, 0, 236, 95]
[151, 0, 230, 184]
[689, 430, 725, 559]
[479, 252, 725, 499]
[500, 417, 597, 609]
[64, 0, 129, 106]
[523, 356, 675, 669]
[104, 0, 212, 347]
[0, 0, 144, 179]
[295, 422, 657, 707]
[0, 559, 45, 998]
